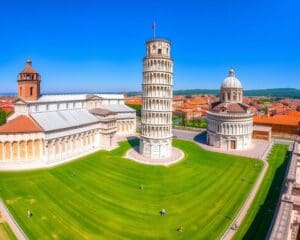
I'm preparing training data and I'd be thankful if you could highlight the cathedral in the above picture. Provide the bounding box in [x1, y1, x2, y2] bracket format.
[207, 68, 254, 150]
[0, 60, 136, 164]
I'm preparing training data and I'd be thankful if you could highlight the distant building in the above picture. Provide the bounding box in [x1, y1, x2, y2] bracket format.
[0, 97, 16, 113]
[207, 68, 254, 150]
[252, 125, 272, 141]
[173, 95, 213, 120]
[267, 103, 289, 117]
[125, 96, 142, 105]
[279, 99, 300, 111]
[254, 110, 300, 139]
[0, 60, 136, 163]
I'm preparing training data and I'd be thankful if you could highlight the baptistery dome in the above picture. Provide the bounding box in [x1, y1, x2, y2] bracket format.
[220, 67, 243, 103]
[221, 68, 242, 89]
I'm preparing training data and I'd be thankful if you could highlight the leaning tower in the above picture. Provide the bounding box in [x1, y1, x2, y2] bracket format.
[140, 38, 173, 159]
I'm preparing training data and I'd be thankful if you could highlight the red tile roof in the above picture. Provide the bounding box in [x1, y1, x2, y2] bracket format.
[253, 110, 300, 127]
[0, 115, 43, 134]
[211, 102, 249, 113]
[20, 59, 38, 74]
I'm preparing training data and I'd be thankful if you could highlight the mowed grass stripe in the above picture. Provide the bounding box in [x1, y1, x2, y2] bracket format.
[0, 139, 262, 239]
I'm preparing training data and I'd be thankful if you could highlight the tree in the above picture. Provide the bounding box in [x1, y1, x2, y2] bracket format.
[0, 110, 7, 126]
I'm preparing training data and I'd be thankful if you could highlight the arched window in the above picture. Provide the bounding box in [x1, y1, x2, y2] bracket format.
[233, 92, 237, 101]
[30, 87, 34, 96]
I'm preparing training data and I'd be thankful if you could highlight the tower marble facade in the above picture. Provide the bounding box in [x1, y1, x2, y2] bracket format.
[140, 39, 173, 159]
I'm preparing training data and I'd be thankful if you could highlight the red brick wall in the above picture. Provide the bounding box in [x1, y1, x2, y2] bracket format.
[18, 80, 40, 101]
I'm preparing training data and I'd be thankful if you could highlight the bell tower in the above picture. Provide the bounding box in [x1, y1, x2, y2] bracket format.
[17, 59, 41, 101]
[140, 38, 174, 159]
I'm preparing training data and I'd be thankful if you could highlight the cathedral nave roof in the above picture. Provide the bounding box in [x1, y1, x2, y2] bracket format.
[30, 109, 99, 132]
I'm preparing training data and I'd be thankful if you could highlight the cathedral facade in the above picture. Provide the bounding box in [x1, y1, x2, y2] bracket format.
[207, 68, 253, 150]
[0, 60, 136, 164]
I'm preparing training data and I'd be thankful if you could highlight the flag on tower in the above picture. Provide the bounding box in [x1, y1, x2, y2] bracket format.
[152, 21, 156, 38]
[152, 21, 156, 30]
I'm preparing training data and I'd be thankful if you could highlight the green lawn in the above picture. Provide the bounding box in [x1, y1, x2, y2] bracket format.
[0, 222, 17, 240]
[233, 144, 289, 240]
[0, 139, 263, 239]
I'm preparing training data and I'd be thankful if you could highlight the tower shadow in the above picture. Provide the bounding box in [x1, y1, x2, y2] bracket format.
[193, 131, 207, 144]
[127, 136, 139, 149]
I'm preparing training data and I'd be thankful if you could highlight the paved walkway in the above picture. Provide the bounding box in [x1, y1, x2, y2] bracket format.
[173, 129, 272, 159]
[126, 147, 184, 166]
[0, 200, 27, 240]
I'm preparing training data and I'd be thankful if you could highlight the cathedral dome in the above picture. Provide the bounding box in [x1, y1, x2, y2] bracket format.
[221, 68, 242, 89]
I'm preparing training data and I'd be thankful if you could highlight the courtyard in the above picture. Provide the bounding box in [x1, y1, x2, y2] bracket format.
[0, 139, 263, 239]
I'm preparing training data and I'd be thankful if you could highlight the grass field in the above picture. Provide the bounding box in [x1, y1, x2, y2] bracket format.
[233, 144, 289, 240]
[0, 139, 263, 239]
[0, 222, 17, 240]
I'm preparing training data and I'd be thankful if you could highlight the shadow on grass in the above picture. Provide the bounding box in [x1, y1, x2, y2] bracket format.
[242, 150, 291, 240]
[127, 137, 139, 149]
[193, 131, 207, 144]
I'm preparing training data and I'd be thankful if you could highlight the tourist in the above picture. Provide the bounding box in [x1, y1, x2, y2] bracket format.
[160, 208, 166, 216]
[27, 210, 32, 217]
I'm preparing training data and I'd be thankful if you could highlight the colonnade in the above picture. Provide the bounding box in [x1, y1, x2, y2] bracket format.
[142, 99, 171, 111]
[144, 59, 173, 72]
[141, 112, 172, 125]
[208, 120, 253, 135]
[221, 89, 243, 102]
[141, 125, 172, 138]
[0, 139, 43, 161]
[142, 85, 172, 98]
[46, 130, 98, 162]
[143, 72, 172, 85]
[116, 120, 135, 135]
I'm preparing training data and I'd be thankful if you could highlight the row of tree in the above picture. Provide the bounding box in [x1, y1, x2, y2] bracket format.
[126, 104, 208, 129]
[173, 115, 208, 128]
[127, 88, 300, 99]
[0, 110, 7, 126]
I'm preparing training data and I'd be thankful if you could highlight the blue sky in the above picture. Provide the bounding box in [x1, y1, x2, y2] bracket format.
[0, 0, 299, 93]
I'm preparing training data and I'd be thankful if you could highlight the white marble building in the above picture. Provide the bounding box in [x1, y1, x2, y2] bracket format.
[140, 38, 173, 159]
[207, 68, 254, 150]
[0, 60, 136, 164]
[269, 138, 300, 240]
